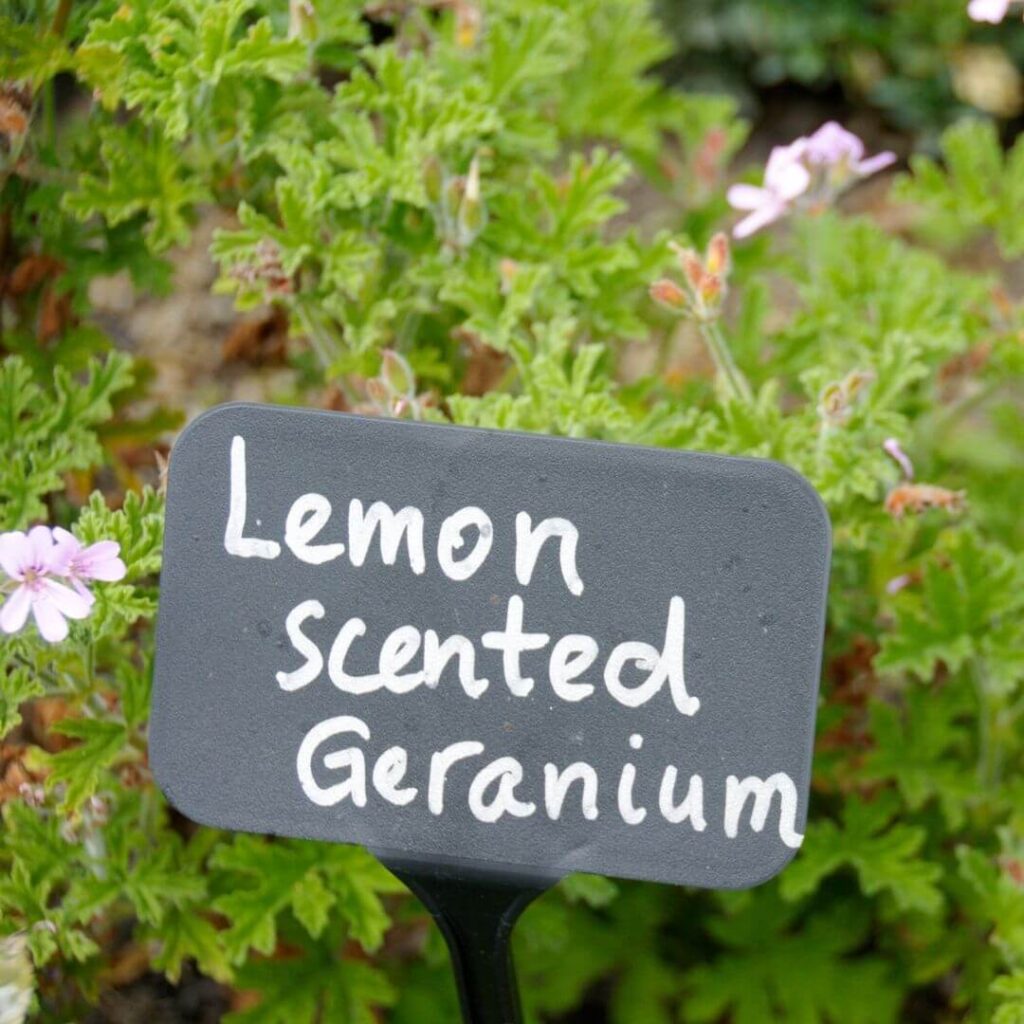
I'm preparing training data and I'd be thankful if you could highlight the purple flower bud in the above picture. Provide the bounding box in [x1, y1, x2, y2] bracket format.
[883, 438, 915, 480]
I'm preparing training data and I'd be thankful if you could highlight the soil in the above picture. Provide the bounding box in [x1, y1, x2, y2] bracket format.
[83, 967, 230, 1024]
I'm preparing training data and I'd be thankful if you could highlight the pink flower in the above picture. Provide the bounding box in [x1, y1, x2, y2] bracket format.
[49, 527, 127, 602]
[0, 527, 92, 642]
[805, 122, 896, 178]
[886, 573, 915, 596]
[968, 0, 1012, 22]
[727, 139, 811, 239]
[883, 438, 915, 480]
[728, 124, 896, 238]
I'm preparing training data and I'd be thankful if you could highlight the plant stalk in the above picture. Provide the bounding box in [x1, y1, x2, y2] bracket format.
[699, 318, 753, 404]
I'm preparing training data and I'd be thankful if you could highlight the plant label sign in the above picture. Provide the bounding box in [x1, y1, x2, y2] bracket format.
[152, 404, 831, 890]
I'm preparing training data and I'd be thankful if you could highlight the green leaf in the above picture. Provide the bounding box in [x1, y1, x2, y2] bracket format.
[896, 118, 1024, 258]
[45, 718, 127, 812]
[0, 355, 133, 529]
[211, 837, 401, 962]
[993, 971, 1024, 1024]
[877, 530, 1024, 692]
[64, 124, 208, 252]
[862, 685, 975, 826]
[0, 661, 45, 735]
[780, 792, 944, 915]
[685, 891, 902, 1024]
[228, 933, 394, 1024]
[0, 18, 70, 87]
[290, 871, 335, 940]
[559, 873, 619, 909]
[151, 907, 233, 985]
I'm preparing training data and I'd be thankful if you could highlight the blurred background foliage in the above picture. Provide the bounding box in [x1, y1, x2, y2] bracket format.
[659, 0, 1024, 135]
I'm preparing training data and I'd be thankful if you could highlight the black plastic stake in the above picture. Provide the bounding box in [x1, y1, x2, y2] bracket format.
[383, 857, 550, 1024]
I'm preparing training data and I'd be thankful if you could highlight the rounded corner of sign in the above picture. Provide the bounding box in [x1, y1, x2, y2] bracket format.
[154, 773, 222, 833]
[172, 402, 258, 452]
[149, 735, 215, 830]
[735, 843, 805, 891]
[759, 459, 832, 545]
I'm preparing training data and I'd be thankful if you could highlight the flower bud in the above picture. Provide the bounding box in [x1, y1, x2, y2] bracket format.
[456, 156, 486, 248]
[649, 279, 688, 312]
[681, 251, 705, 292]
[698, 273, 723, 307]
[818, 382, 848, 425]
[443, 175, 465, 216]
[464, 155, 481, 204]
[843, 368, 875, 402]
[819, 369, 875, 426]
[884, 483, 967, 519]
[364, 378, 389, 410]
[886, 573, 916, 595]
[288, 0, 316, 42]
[423, 155, 444, 207]
[455, 2, 482, 48]
[499, 258, 520, 294]
[883, 438, 914, 480]
[706, 232, 730, 277]
[380, 349, 415, 400]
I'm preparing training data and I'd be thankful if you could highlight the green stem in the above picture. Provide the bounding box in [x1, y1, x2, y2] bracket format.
[698, 318, 753, 405]
[51, 0, 73, 35]
[295, 300, 339, 373]
[973, 656, 1002, 789]
[653, 324, 677, 379]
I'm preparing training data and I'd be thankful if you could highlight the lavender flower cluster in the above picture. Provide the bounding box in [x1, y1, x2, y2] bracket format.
[727, 122, 896, 238]
[0, 526, 126, 642]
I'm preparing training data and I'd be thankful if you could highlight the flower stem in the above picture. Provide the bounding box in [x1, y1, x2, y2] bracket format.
[295, 300, 339, 373]
[51, 0, 73, 36]
[698, 319, 753, 404]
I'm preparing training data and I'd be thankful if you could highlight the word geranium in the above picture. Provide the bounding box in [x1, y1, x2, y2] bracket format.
[0, 526, 126, 642]
[728, 122, 895, 237]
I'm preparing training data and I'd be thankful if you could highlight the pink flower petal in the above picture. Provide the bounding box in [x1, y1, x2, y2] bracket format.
[79, 541, 126, 582]
[884, 438, 915, 480]
[806, 121, 865, 165]
[83, 540, 119, 561]
[41, 578, 92, 619]
[0, 532, 29, 580]
[855, 151, 897, 177]
[48, 527, 80, 576]
[0, 585, 33, 634]
[27, 525, 54, 567]
[968, 0, 1010, 22]
[733, 200, 786, 239]
[32, 596, 68, 643]
[886, 573, 914, 595]
[726, 184, 770, 211]
[763, 139, 810, 194]
[87, 555, 126, 582]
[772, 161, 812, 201]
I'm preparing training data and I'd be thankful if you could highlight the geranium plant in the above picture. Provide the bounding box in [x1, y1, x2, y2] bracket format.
[1, 1, 1023, 1022]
